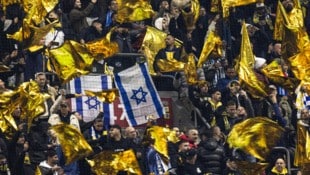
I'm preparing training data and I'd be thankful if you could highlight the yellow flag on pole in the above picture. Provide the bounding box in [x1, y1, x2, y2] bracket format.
[227, 117, 285, 160]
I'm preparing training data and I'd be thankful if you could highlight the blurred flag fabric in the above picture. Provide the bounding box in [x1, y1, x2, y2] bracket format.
[69, 75, 115, 126]
[227, 117, 285, 160]
[221, 0, 259, 18]
[294, 122, 310, 166]
[114, 63, 165, 126]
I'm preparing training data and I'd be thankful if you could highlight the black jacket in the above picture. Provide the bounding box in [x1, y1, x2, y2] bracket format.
[197, 138, 226, 175]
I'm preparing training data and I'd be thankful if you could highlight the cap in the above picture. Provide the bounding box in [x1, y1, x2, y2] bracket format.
[254, 57, 266, 69]
[269, 84, 277, 90]
[256, 2, 265, 8]
[230, 80, 240, 86]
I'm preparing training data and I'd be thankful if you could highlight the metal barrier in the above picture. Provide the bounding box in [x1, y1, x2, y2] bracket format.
[192, 107, 211, 129]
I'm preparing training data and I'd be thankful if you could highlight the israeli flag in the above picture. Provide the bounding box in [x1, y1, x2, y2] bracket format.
[69, 75, 115, 124]
[114, 63, 165, 126]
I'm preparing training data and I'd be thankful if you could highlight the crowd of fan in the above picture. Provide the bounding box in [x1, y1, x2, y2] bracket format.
[1, 0, 310, 174]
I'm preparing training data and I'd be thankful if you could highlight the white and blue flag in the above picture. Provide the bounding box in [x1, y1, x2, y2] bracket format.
[69, 75, 115, 125]
[114, 63, 165, 126]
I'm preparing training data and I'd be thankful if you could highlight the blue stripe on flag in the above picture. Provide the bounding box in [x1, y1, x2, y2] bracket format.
[114, 73, 137, 126]
[140, 63, 164, 118]
[101, 76, 111, 127]
[74, 77, 83, 115]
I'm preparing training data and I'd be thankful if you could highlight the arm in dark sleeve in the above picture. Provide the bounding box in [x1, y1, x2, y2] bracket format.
[272, 103, 287, 127]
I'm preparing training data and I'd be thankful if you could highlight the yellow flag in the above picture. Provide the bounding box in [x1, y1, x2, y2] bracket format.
[239, 22, 268, 98]
[88, 149, 142, 175]
[85, 37, 119, 59]
[294, 122, 310, 166]
[235, 161, 269, 175]
[274, 1, 309, 59]
[84, 89, 119, 103]
[140, 26, 167, 75]
[197, 31, 222, 68]
[116, 0, 154, 23]
[221, 0, 259, 18]
[146, 126, 169, 160]
[227, 117, 285, 160]
[0, 90, 19, 139]
[47, 40, 95, 83]
[288, 45, 310, 80]
[156, 58, 185, 72]
[17, 80, 51, 132]
[261, 60, 300, 91]
[6, 22, 31, 42]
[51, 123, 93, 165]
[35, 166, 42, 175]
[23, 0, 59, 25]
[182, 0, 200, 31]
[184, 53, 198, 85]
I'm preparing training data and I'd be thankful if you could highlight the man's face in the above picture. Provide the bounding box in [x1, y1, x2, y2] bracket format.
[273, 43, 282, 56]
[178, 142, 190, 152]
[50, 155, 59, 165]
[212, 91, 222, 102]
[60, 103, 69, 115]
[74, 0, 82, 9]
[109, 128, 120, 138]
[36, 74, 46, 88]
[126, 127, 137, 139]
[187, 129, 199, 142]
[229, 82, 240, 94]
[110, 0, 118, 11]
[281, 0, 294, 12]
[160, 1, 169, 10]
[94, 119, 104, 131]
[165, 35, 175, 47]
[275, 158, 286, 172]
[226, 104, 237, 117]
[226, 68, 237, 79]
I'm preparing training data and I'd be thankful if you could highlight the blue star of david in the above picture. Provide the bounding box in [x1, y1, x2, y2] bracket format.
[130, 86, 148, 105]
[85, 96, 101, 109]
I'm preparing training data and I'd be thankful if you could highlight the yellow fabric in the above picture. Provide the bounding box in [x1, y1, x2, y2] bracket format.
[235, 161, 269, 175]
[84, 89, 119, 103]
[146, 126, 169, 160]
[47, 40, 95, 83]
[51, 123, 93, 165]
[140, 26, 167, 75]
[85, 37, 119, 59]
[18, 81, 51, 132]
[23, 0, 58, 25]
[197, 31, 222, 68]
[294, 122, 310, 166]
[261, 60, 300, 92]
[184, 53, 198, 85]
[221, 0, 259, 18]
[239, 22, 268, 98]
[271, 166, 288, 174]
[227, 117, 285, 160]
[116, 0, 154, 23]
[88, 149, 142, 175]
